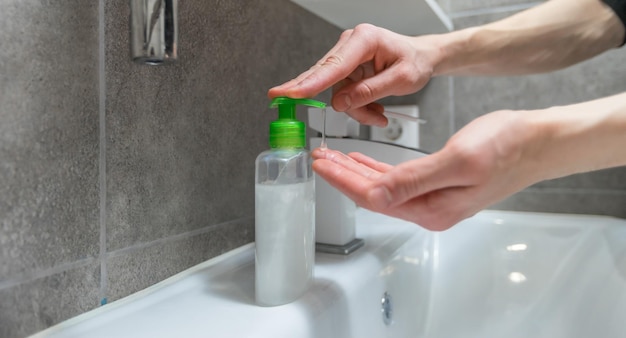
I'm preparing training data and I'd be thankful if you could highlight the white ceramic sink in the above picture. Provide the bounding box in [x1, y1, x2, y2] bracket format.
[427, 210, 626, 338]
[33, 209, 626, 338]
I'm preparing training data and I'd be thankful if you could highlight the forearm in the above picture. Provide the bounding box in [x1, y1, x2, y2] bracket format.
[430, 0, 625, 76]
[524, 92, 626, 182]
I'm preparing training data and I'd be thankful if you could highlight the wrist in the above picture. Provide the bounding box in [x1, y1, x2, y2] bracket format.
[517, 109, 561, 183]
[522, 93, 626, 180]
[429, 27, 480, 77]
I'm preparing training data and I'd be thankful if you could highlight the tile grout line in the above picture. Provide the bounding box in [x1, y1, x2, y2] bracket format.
[107, 216, 255, 258]
[0, 258, 98, 291]
[98, 0, 108, 306]
[0, 215, 254, 291]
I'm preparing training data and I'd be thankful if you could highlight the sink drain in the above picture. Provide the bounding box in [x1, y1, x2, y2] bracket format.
[381, 292, 393, 326]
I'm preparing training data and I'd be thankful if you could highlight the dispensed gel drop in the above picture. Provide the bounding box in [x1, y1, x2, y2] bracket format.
[255, 96, 326, 307]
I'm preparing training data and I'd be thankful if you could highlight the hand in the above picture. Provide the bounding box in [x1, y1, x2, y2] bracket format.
[268, 24, 442, 127]
[311, 110, 543, 230]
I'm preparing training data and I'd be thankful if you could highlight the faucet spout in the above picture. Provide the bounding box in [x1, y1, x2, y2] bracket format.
[130, 0, 178, 65]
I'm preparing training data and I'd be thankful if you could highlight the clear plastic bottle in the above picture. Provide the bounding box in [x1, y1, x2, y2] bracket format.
[255, 97, 326, 307]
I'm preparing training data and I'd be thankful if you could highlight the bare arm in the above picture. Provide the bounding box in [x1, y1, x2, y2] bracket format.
[311, 92, 626, 230]
[269, 0, 625, 123]
[433, 0, 625, 76]
[527, 92, 626, 178]
[270, 0, 626, 230]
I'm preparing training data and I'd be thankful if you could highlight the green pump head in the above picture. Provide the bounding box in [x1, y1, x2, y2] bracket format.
[268, 96, 326, 148]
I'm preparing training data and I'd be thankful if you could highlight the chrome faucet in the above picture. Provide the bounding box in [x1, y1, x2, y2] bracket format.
[308, 107, 427, 255]
[130, 0, 178, 65]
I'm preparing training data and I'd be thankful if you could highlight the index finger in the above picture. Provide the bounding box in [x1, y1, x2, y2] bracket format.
[269, 27, 378, 99]
[370, 151, 470, 210]
[268, 29, 353, 98]
[312, 158, 379, 209]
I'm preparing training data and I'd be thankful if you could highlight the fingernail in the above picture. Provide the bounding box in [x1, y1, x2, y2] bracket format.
[370, 186, 392, 209]
[335, 94, 351, 111]
[311, 148, 327, 160]
[375, 118, 387, 128]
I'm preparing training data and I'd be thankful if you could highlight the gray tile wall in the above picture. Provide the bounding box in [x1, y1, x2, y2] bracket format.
[2, 0, 625, 336]
[0, 1, 340, 337]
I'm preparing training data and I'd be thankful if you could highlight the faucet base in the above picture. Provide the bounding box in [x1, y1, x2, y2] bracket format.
[316, 238, 364, 255]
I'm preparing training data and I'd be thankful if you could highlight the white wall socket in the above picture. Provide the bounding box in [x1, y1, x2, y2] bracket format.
[370, 105, 420, 149]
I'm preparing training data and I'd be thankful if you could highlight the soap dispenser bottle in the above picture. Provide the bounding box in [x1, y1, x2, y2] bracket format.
[255, 96, 326, 307]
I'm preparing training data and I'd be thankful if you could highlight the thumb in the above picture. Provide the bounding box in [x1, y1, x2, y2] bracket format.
[367, 152, 466, 210]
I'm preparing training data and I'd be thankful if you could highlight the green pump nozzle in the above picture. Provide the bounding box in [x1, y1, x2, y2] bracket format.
[268, 96, 326, 148]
